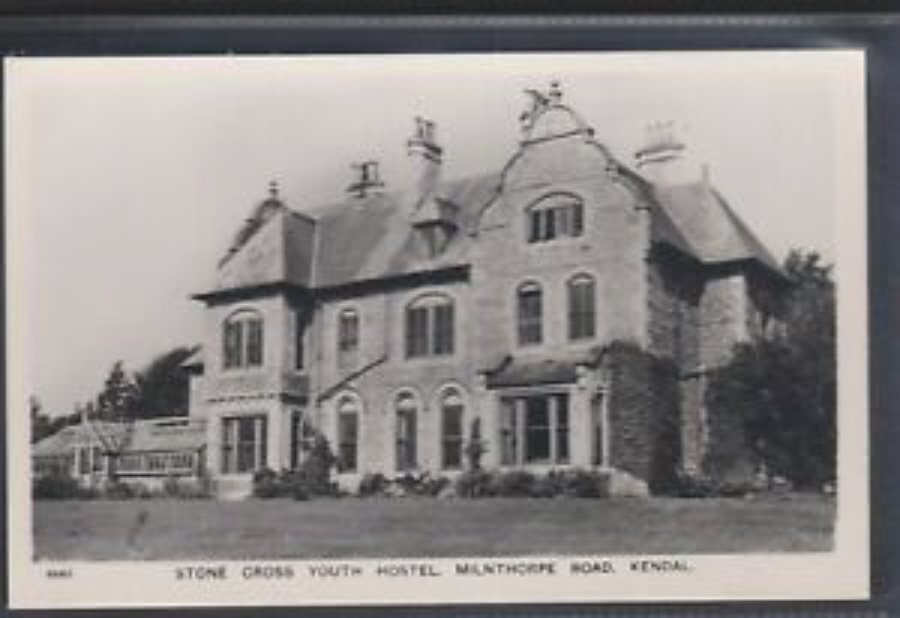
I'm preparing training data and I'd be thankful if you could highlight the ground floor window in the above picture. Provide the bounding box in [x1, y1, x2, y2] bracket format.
[289, 410, 317, 470]
[499, 392, 570, 465]
[395, 394, 418, 471]
[221, 415, 267, 474]
[337, 399, 359, 473]
[441, 391, 464, 470]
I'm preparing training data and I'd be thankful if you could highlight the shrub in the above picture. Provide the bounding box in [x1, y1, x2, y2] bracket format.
[455, 469, 495, 498]
[357, 473, 390, 497]
[558, 469, 609, 498]
[494, 470, 537, 497]
[297, 435, 338, 497]
[252, 468, 282, 499]
[33, 473, 84, 500]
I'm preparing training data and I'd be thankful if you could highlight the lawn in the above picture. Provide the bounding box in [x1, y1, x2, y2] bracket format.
[33, 494, 835, 561]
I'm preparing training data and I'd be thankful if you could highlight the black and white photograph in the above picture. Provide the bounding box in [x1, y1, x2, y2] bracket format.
[6, 51, 868, 607]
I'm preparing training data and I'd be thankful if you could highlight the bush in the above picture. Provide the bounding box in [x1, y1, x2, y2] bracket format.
[358, 473, 390, 497]
[494, 470, 537, 497]
[455, 469, 496, 498]
[33, 473, 85, 500]
[670, 470, 759, 498]
[252, 468, 282, 499]
[297, 435, 338, 497]
[555, 469, 609, 498]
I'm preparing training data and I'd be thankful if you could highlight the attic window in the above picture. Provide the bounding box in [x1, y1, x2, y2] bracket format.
[223, 310, 264, 370]
[527, 193, 584, 243]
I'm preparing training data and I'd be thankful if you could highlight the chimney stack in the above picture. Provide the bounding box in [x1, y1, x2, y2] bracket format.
[346, 160, 385, 198]
[634, 120, 688, 185]
[407, 117, 443, 197]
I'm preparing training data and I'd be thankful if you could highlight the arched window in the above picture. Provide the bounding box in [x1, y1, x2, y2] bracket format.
[440, 390, 465, 470]
[337, 396, 360, 473]
[517, 283, 543, 346]
[568, 275, 596, 340]
[222, 310, 264, 369]
[337, 308, 360, 370]
[405, 294, 454, 358]
[526, 193, 584, 243]
[395, 393, 419, 471]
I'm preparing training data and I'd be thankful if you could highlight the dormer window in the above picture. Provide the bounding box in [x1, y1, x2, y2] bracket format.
[526, 193, 584, 243]
[222, 309, 264, 370]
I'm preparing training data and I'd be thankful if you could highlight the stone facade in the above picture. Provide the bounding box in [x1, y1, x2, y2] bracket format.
[187, 84, 785, 498]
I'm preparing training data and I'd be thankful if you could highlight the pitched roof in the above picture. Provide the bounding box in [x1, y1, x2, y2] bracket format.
[653, 181, 783, 274]
[32, 418, 207, 457]
[207, 168, 781, 296]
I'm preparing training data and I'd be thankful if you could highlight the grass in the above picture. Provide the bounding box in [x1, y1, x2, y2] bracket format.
[33, 493, 835, 561]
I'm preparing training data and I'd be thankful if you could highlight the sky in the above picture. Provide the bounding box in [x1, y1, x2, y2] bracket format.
[7, 52, 854, 416]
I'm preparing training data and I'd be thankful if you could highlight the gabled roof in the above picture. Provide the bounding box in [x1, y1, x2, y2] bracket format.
[653, 181, 784, 275]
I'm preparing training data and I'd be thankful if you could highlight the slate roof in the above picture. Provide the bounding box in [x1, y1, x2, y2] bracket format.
[653, 182, 784, 274]
[484, 355, 585, 389]
[32, 418, 207, 457]
[208, 163, 781, 295]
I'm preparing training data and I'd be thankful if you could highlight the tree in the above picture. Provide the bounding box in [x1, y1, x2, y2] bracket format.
[95, 361, 138, 422]
[132, 346, 196, 419]
[30, 396, 54, 443]
[706, 250, 836, 489]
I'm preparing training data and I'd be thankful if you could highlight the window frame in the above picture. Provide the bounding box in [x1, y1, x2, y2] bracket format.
[222, 309, 265, 371]
[567, 274, 597, 341]
[516, 282, 543, 347]
[336, 396, 360, 473]
[404, 294, 455, 359]
[499, 392, 571, 466]
[439, 390, 465, 470]
[394, 392, 420, 472]
[525, 192, 585, 244]
[221, 414, 268, 474]
[337, 307, 361, 370]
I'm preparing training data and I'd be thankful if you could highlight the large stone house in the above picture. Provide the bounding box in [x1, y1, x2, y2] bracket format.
[185, 83, 786, 499]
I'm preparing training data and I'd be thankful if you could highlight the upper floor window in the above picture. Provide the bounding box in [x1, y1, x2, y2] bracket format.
[223, 310, 264, 370]
[568, 275, 596, 340]
[405, 295, 454, 359]
[527, 193, 584, 243]
[294, 310, 307, 371]
[337, 308, 360, 370]
[517, 283, 543, 346]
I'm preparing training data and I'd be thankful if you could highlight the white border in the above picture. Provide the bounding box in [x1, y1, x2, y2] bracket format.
[6, 50, 869, 608]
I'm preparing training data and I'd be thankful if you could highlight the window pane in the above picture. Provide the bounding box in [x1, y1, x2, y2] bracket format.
[246, 319, 263, 366]
[223, 321, 242, 369]
[568, 278, 596, 340]
[406, 307, 429, 358]
[556, 394, 570, 463]
[518, 286, 543, 345]
[433, 303, 454, 355]
[441, 401, 464, 469]
[338, 412, 359, 472]
[525, 397, 551, 462]
[294, 311, 305, 371]
[396, 406, 417, 471]
[571, 202, 584, 236]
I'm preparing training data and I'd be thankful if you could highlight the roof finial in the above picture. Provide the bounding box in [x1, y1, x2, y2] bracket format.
[268, 179, 279, 200]
[548, 80, 562, 102]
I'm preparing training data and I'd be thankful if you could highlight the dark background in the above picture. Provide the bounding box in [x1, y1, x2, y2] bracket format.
[0, 10, 897, 618]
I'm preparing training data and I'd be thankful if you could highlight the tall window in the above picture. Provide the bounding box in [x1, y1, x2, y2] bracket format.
[568, 275, 596, 340]
[337, 308, 360, 370]
[223, 310, 264, 369]
[405, 295, 454, 358]
[527, 193, 584, 243]
[499, 393, 570, 465]
[294, 310, 306, 371]
[221, 415, 267, 473]
[440, 391, 465, 469]
[517, 283, 543, 346]
[395, 393, 418, 471]
[337, 397, 360, 473]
